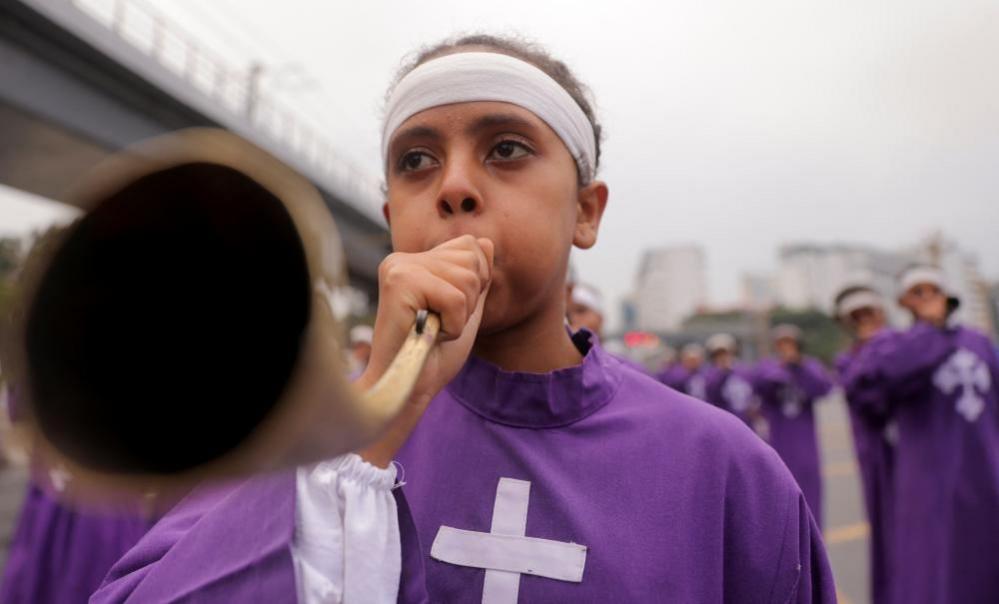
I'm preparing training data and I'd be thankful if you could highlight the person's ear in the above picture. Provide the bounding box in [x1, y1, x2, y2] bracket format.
[572, 181, 609, 249]
[382, 202, 391, 225]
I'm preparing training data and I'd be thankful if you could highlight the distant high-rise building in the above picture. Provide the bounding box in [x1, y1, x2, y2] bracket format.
[632, 245, 707, 332]
[741, 272, 777, 311]
[776, 244, 908, 318]
[987, 283, 999, 341]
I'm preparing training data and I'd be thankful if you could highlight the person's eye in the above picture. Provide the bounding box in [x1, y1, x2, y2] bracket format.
[397, 150, 438, 173]
[487, 140, 532, 162]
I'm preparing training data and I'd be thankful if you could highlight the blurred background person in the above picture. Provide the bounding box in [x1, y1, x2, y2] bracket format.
[0, 383, 159, 604]
[568, 282, 647, 374]
[704, 333, 758, 425]
[843, 266, 999, 604]
[659, 342, 709, 400]
[0, 229, 163, 604]
[753, 324, 833, 529]
[567, 282, 605, 337]
[833, 283, 895, 604]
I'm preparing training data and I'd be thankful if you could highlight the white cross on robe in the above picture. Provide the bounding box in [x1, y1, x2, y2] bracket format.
[723, 375, 754, 413]
[430, 477, 588, 603]
[933, 347, 991, 422]
[687, 374, 707, 400]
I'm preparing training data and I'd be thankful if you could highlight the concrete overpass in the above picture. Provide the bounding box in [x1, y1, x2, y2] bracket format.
[0, 0, 389, 294]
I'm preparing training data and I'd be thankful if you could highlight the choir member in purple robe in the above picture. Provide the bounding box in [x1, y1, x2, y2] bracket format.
[567, 282, 646, 374]
[833, 284, 895, 604]
[753, 324, 833, 529]
[658, 342, 709, 400]
[0, 387, 157, 604]
[844, 265, 999, 604]
[704, 333, 759, 424]
[566, 282, 605, 337]
[94, 35, 835, 603]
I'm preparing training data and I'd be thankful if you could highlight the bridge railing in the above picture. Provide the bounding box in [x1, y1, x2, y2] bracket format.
[68, 0, 383, 214]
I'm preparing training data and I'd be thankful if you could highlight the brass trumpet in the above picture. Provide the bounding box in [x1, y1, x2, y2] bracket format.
[6, 129, 437, 498]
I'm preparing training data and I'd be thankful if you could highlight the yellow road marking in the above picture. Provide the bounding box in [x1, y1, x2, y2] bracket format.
[836, 590, 855, 604]
[824, 521, 869, 545]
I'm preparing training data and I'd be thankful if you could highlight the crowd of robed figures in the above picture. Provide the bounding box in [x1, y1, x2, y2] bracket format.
[568, 265, 999, 604]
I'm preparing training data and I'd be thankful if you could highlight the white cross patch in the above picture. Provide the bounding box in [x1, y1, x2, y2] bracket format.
[723, 375, 754, 413]
[431, 478, 587, 603]
[933, 348, 991, 422]
[687, 374, 707, 400]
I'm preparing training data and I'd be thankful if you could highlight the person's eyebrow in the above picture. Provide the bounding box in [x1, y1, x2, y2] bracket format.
[465, 113, 538, 136]
[389, 125, 442, 152]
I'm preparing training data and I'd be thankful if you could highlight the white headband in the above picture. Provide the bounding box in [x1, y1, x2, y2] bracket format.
[705, 333, 737, 354]
[899, 266, 944, 293]
[571, 283, 604, 315]
[836, 290, 884, 317]
[382, 52, 597, 183]
[772, 324, 802, 342]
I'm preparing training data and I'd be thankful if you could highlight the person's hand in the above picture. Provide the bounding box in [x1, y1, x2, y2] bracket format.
[356, 235, 493, 466]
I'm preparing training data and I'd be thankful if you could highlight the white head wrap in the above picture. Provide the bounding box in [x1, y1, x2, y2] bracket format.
[899, 266, 945, 294]
[835, 288, 885, 318]
[382, 52, 597, 183]
[705, 333, 737, 354]
[570, 283, 604, 316]
[772, 324, 802, 343]
[681, 343, 705, 359]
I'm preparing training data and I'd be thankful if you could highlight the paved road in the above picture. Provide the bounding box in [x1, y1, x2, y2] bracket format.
[0, 397, 871, 600]
[818, 393, 870, 604]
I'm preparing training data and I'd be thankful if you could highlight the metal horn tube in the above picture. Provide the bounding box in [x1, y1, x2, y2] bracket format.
[7, 129, 437, 498]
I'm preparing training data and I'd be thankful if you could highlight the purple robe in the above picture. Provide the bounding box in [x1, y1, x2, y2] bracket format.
[0, 485, 155, 604]
[396, 331, 836, 602]
[705, 364, 757, 424]
[91, 332, 835, 604]
[89, 471, 429, 603]
[656, 363, 686, 390]
[847, 323, 999, 604]
[0, 388, 158, 604]
[752, 357, 833, 529]
[837, 344, 896, 604]
[657, 364, 709, 400]
[611, 352, 648, 376]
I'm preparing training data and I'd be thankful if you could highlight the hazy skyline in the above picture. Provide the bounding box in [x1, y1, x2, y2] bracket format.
[2, 0, 997, 329]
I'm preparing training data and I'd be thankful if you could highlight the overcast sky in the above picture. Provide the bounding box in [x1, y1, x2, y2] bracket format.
[3, 0, 997, 329]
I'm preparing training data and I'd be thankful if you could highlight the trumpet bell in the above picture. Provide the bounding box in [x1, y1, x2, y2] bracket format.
[8, 129, 417, 494]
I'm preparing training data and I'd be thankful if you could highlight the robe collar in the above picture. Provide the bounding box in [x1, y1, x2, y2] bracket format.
[445, 328, 621, 429]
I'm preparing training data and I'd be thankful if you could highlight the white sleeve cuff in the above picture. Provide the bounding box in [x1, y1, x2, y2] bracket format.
[292, 453, 401, 604]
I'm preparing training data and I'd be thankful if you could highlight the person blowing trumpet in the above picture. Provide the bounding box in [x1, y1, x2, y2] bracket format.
[94, 34, 835, 603]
